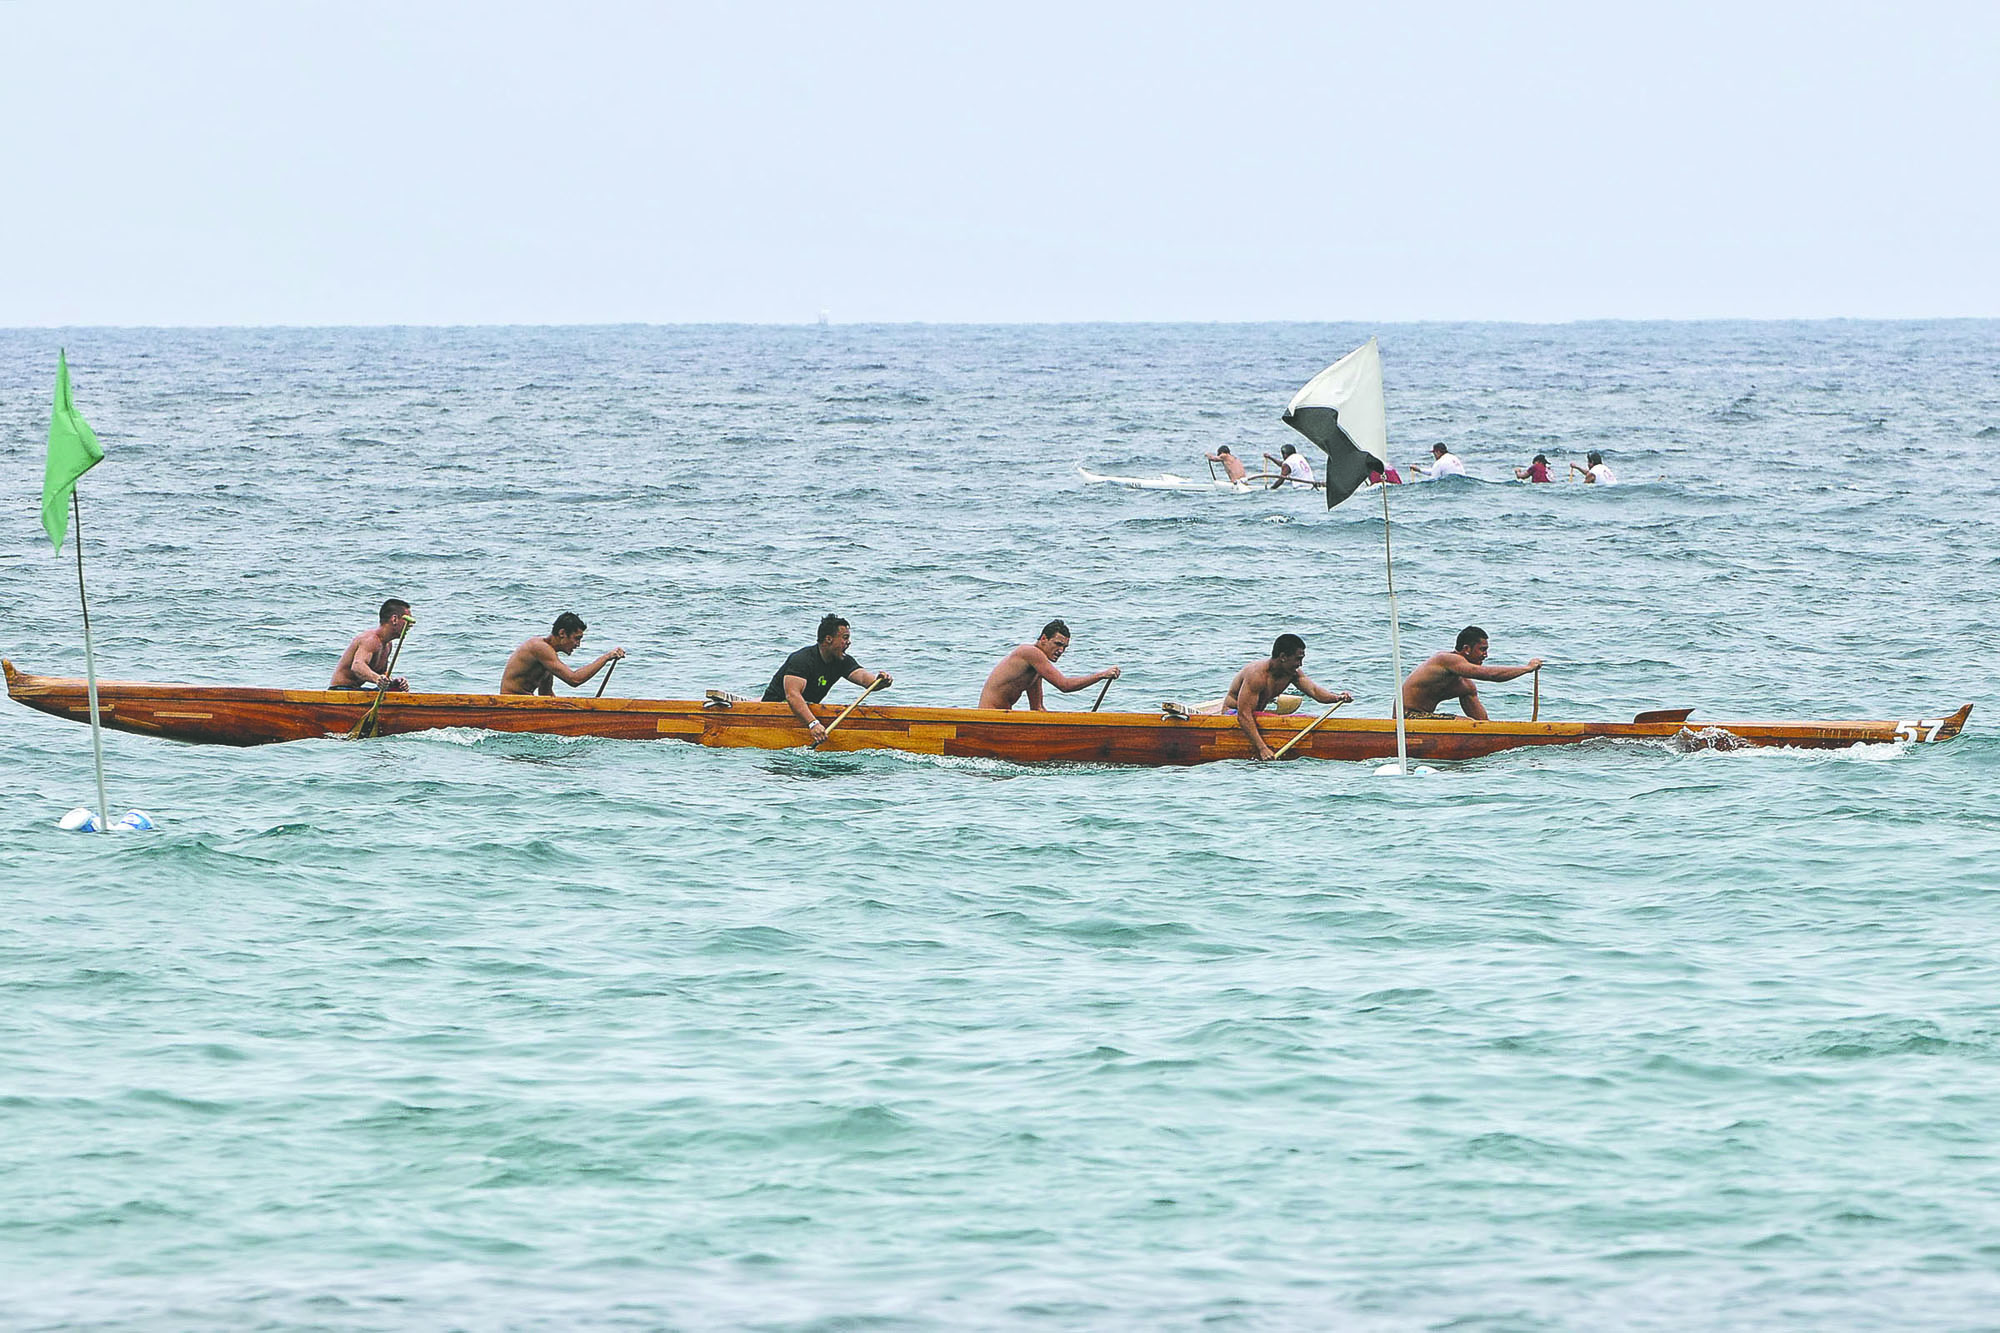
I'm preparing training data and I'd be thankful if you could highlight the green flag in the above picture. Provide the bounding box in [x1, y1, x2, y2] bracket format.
[42, 350, 105, 552]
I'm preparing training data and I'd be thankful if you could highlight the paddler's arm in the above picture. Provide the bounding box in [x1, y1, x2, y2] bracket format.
[782, 675, 827, 744]
[362, 636, 406, 690]
[1225, 671, 1276, 761]
[541, 643, 627, 689]
[1034, 656, 1120, 695]
[344, 635, 385, 687]
[1459, 657, 1544, 683]
[1293, 671, 1354, 707]
[846, 667, 891, 690]
[560, 648, 626, 688]
[1234, 701, 1276, 762]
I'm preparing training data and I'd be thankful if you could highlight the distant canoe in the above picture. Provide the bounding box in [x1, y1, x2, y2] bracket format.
[1077, 464, 1404, 496]
[3, 660, 1972, 766]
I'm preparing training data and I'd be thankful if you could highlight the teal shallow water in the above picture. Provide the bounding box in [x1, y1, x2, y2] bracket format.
[2, 323, 1998, 1329]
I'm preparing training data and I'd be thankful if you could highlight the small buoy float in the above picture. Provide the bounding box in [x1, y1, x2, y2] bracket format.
[57, 808, 156, 832]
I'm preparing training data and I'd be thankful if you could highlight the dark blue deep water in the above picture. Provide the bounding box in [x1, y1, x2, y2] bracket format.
[2, 322, 1998, 1330]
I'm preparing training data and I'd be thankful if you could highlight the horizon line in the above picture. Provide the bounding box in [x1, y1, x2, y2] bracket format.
[5, 315, 1998, 333]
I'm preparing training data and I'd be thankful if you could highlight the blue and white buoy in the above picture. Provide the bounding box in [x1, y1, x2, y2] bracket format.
[57, 807, 156, 833]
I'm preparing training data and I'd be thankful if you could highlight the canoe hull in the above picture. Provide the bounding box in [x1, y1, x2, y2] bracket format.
[3, 661, 1972, 766]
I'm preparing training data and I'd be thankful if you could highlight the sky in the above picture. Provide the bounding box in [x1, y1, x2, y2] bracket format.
[2, 0, 1996, 325]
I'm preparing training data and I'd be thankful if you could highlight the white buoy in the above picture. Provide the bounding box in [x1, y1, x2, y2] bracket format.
[114, 810, 155, 832]
[1372, 763, 1437, 778]
[59, 807, 100, 832]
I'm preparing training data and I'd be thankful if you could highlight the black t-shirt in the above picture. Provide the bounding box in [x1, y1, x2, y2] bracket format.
[764, 645, 860, 704]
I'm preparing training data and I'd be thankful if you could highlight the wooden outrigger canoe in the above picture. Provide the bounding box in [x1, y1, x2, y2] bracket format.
[3, 660, 1972, 766]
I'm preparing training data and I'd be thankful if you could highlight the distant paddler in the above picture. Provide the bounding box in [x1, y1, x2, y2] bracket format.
[1262, 443, 1317, 489]
[1223, 633, 1353, 762]
[1419, 443, 1466, 481]
[1400, 626, 1543, 720]
[499, 611, 626, 695]
[764, 614, 893, 746]
[978, 619, 1121, 710]
[330, 598, 413, 691]
[1571, 451, 1618, 484]
[1204, 447, 1249, 482]
[1515, 453, 1553, 483]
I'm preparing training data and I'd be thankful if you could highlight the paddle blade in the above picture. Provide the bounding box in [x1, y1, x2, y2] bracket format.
[1632, 708, 1695, 724]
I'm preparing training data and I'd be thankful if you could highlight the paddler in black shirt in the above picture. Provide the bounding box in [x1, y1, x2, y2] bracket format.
[763, 614, 894, 745]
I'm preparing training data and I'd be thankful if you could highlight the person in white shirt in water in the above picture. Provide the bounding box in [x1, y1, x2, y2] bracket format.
[1571, 450, 1618, 484]
[1421, 443, 1466, 480]
[1262, 443, 1316, 489]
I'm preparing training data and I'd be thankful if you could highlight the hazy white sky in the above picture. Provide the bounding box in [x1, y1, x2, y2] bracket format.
[3, 1, 1995, 324]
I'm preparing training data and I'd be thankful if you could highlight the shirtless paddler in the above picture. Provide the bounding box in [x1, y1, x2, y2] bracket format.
[1224, 633, 1353, 762]
[499, 612, 625, 695]
[330, 598, 414, 691]
[979, 620, 1121, 710]
[1400, 626, 1542, 720]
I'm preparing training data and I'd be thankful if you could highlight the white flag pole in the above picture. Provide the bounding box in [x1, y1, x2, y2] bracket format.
[70, 492, 112, 830]
[1381, 481, 1409, 775]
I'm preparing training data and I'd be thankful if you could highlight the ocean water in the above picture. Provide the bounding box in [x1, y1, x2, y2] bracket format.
[1, 321, 1997, 1331]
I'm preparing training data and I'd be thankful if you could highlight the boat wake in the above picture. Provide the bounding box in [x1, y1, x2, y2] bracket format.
[1673, 725, 1752, 752]
[1077, 464, 1254, 493]
[765, 746, 1035, 780]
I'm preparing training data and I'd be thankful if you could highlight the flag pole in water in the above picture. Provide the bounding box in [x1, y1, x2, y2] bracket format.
[42, 350, 114, 831]
[1380, 480, 1410, 776]
[69, 492, 112, 827]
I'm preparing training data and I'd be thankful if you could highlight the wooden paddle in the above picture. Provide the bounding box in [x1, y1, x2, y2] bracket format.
[594, 657, 618, 698]
[809, 675, 887, 749]
[347, 615, 413, 740]
[1271, 699, 1346, 760]
[1532, 666, 1540, 722]
[1090, 676, 1115, 711]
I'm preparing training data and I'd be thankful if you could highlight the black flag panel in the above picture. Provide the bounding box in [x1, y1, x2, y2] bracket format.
[1282, 406, 1378, 509]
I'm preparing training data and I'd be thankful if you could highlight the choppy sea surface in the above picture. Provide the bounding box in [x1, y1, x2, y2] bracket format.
[2, 322, 1997, 1331]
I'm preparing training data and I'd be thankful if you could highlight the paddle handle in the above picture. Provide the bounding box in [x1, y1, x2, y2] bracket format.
[1532, 666, 1539, 723]
[809, 675, 885, 749]
[1091, 676, 1113, 712]
[594, 657, 618, 698]
[1272, 699, 1345, 760]
[350, 620, 412, 740]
